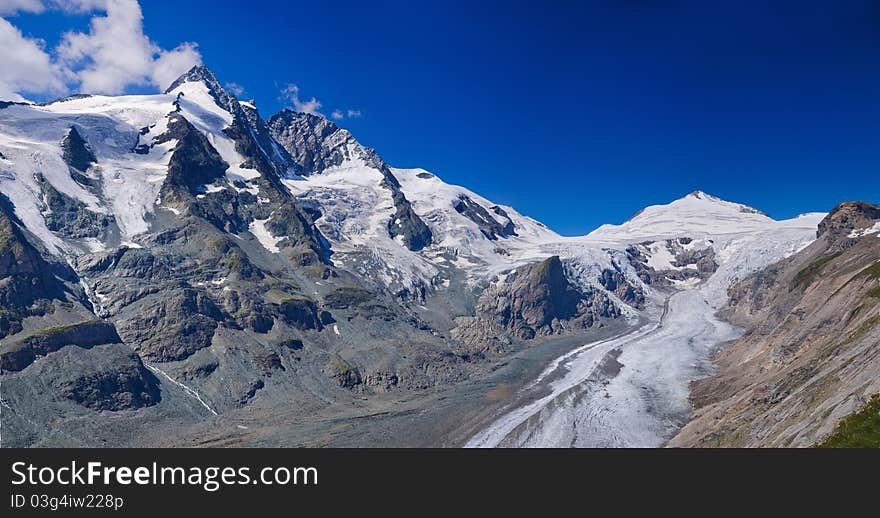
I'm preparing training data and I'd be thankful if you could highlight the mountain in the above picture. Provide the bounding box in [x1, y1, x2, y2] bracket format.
[0, 65, 873, 448]
[670, 202, 880, 447]
[587, 190, 819, 241]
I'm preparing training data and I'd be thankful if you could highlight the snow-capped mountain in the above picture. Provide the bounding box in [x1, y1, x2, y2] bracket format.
[0, 65, 830, 447]
[587, 190, 823, 241]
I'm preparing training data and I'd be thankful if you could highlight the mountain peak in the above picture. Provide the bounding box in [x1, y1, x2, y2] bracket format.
[685, 190, 716, 200]
[676, 190, 768, 217]
[164, 65, 219, 94]
[267, 108, 377, 175]
[817, 201, 880, 239]
[164, 64, 242, 116]
[586, 190, 781, 241]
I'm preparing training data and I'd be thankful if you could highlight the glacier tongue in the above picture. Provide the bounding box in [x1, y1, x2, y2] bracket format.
[466, 206, 825, 448]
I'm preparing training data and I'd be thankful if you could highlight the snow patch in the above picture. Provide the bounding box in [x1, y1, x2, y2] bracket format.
[249, 218, 282, 253]
[848, 221, 880, 238]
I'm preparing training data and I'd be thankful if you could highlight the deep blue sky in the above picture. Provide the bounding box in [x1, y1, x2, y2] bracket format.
[11, 0, 880, 235]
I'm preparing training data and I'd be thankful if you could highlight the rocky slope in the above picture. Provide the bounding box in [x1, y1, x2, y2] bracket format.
[670, 202, 880, 447]
[453, 256, 624, 353]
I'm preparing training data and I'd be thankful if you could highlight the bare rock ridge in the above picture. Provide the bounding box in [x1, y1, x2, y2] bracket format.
[169, 66, 329, 262]
[816, 201, 880, 240]
[671, 200, 880, 447]
[452, 194, 517, 240]
[453, 256, 622, 352]
[60, 126, 97, 173]
[267, 109, 433, 251]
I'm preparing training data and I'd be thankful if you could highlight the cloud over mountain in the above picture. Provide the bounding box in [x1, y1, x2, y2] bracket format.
[0, 0, 202, 99]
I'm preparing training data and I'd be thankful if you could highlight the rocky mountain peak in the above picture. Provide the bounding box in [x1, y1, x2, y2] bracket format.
[164, 65, 220, 93]
[265, 107, 434, 251]
[686, 190, 711, 199]
[267, 109, 373, 174]
[164, 65, 240, 115]
[682, 190, 767, 216]
[817, 201, 880, 239]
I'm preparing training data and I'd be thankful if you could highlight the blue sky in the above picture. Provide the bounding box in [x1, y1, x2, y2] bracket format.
[4, 0, 878, 235]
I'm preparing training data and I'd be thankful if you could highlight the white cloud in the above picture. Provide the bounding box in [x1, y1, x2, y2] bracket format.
[280, 83, 322, 115]
[55, 0, 201, 94]
[0, 0, 46, 15]
[330, 109, 343, 120]
[151, 41, 201, 92]
[0, 17, 65, 101]
[0, 0, 201, 99]
[346, 109, 362, 118]
[224, 81, 245, 97]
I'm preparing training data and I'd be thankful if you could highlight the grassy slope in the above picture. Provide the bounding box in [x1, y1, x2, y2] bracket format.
[817, 396, 880, 448]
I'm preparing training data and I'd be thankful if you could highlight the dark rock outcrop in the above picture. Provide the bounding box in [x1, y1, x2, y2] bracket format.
[114, 288, 222, 362]
[626, 239, 717, 287]
[158, 114, 229, 203]
[326, 355, 362, 389]
[60, 127, 96, 173]
[452, 194, 516, 240]
[275, 296, 324, 331]
[387, 186, 433, 251]
[816, 201, 880, 240]
[1, 321, 122, 372]
[598, 268, 645, 308]
[454, 256, 621, 351]
[49, 345, 160, 411]
[35, 173, 115, 239]
[490, 205, 517, 236]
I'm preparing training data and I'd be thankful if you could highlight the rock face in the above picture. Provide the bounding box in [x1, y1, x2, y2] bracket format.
[36, 173, 115, 239]
[452, 194, 517, 240]
[114, 288, 222, 362]
[816, 201, 880, 241]
[1, 320, 121, 372]
[158, 114, 229, 203]
[598, 268, 645, 307]
[267, 110, 353, 174]
[2, 343, 159, 419]
[267, 110, 433, 251]
[454, 256, 621, 352]
[626, 238, 717, 286]
[670, 202, 880, 447]
[47, 344, 160, 411]
[0, 197, 71, 338]
[60, 126, 97, 173]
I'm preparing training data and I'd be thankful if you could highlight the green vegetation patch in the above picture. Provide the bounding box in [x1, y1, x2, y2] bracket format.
[847, 315, 880, 344]
[833, 260, 880, 298]
[323, 286, 374, 309]
[817, 395, 880, 448]
[793, 252, 843, 290]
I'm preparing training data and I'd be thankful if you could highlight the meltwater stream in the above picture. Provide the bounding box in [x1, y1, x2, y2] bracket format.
[466, 286, 742, 448]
